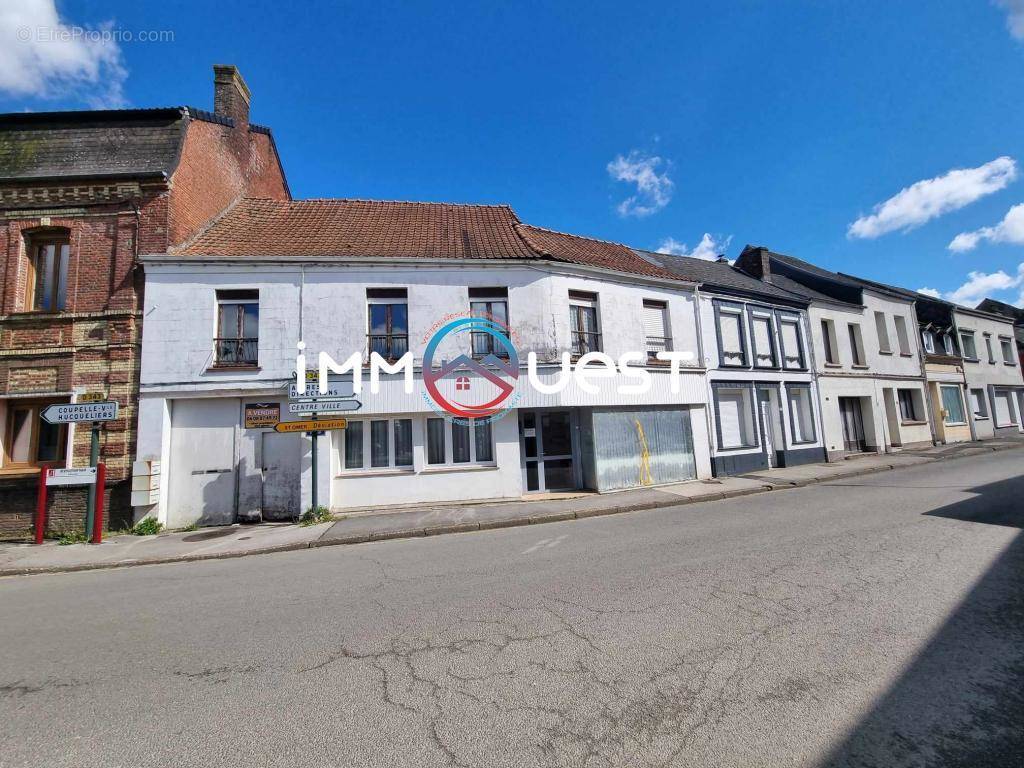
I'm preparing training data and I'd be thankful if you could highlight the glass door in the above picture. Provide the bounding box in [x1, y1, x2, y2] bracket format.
[519, 410, 577, 492]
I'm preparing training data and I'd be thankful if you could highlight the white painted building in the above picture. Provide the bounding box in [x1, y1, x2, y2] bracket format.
[641, 251, 826, 475]
[134, 200, 714, 526]
[735, 248, 933, 460]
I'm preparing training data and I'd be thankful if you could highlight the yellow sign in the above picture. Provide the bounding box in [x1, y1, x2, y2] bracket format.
[79, 392, 107, 403]
[274, 418, 347, 433]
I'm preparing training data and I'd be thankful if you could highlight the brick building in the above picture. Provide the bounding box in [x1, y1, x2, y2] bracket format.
[0, 65, 289, 538]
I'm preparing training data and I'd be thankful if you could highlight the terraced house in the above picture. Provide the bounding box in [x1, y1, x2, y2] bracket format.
[134, 201, 716, 526]
[735, 247, 932, 460]
[0, 66, 288, 537]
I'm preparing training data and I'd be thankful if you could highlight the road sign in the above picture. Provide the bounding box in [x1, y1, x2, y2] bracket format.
[274, 418, 348, 433]
[287, 399, 361, 415]
[45, 467, 97, 486]
[288, 381, 355, 400]
[42, 401, 118, 424]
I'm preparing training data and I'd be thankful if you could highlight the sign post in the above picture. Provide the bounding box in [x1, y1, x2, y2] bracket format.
[41, 400, 118, 542]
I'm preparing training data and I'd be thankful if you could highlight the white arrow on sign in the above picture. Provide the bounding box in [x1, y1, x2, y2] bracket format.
[288, 381, 355, 400]
[287, 399, 362, 414]
[42, 401, 118, 424]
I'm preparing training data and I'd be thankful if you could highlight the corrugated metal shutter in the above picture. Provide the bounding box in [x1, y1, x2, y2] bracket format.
[718, 390, 744, 447]
[994, 391, 1013, 425]
[642, 302, 667, 339]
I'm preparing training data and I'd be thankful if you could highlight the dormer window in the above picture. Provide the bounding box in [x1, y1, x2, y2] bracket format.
[25, 233, 70, 312]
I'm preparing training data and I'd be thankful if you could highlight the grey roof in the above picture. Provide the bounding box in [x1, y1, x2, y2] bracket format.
[635, 250, 808, 306]
[767, 250, 865, 290]
[763, 272, 856, 306]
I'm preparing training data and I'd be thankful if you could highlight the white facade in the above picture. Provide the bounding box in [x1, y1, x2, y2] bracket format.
[698, 289, 826, 475]
[808, 289, 932, 459]
[952, 308, 1024, 439]
[136, 258, 713, 526]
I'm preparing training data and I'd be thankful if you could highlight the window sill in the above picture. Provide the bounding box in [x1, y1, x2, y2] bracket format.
[337, 468, 414, 478]
[716, 444, 759, 452]
[1004, 362, 1018, 367]
[823, 362, 842, 368]
[899, 352, 914, 358]
[900, 420, 928, 426]
[962, 357, 979, 363]
[0, 467, 43, 477]
[207, 364, 261, 372]
[995, 422, 1020, 429]
[973, 416, 990, 421]
[878, 350, 893, 356]
[943, 421, 968, 427]
[851, 364, 870, 370]
[421, 464, 498, 474]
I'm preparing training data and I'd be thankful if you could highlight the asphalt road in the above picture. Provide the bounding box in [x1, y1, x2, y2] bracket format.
[2, 450, 1022, 768]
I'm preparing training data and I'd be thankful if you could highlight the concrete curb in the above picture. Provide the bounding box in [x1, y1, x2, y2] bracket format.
[2, 443, 1021, 578]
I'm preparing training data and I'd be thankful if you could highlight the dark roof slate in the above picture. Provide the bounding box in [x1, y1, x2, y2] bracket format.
[636, 250, 807, 305]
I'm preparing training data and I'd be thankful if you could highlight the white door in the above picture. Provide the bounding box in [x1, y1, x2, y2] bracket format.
[260, 432, 300, 520]
[758, 389, 777, 467]
[168, 399, 239, 526]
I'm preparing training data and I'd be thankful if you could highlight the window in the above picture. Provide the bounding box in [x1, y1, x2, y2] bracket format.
[25, 234, 70, 312]
[778, 315, 805, 370]
[426, 417, 494, 465]
[942, 333, 955, 356]
[984, 333, 995, 364]
[848, 323, 865, 366]
[642, 299, 671, 360]
[339, 418, 413, 471]
[469, 288, 509, 358]
[893, 315, 911, 355]
[367, 288, 409, 360]
[970, 388, 988, 419]
[717, 304, 747, 366]
[787, 385, 816, 444]
[821, 319, 839, 364]
[993, 390, 1018, 426]
[215, 290, 259, 366]
[940, 385, 966, 425]
[714, 385, 757, 449]
[1000, 337, 1015, 365]
[922, 330, 936, 354]
[749, 311, 777, 368]
[898, 389, 922, 422]
[2, 400, 67, 469]
[569, 291, 601, 355]
[960, 331, 978, 361]
[874, 312, 891, 354]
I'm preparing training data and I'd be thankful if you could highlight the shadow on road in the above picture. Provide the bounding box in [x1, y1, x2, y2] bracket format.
[820, 476, 1024, 767]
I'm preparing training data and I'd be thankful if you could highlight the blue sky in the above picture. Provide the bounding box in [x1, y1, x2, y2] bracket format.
[3, 0, 1024, 306]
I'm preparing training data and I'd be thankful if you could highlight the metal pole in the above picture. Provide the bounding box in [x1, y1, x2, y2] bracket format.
[34, 469, 48, 545]
[310, 413, 319, 515]
[85, 423, 99, 537]
[91, 463, 106, 544]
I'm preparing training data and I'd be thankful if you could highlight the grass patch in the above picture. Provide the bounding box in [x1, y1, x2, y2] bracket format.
[56, 530, 88, 546]
[299, 505, 333, 527]
[178, 521, 199, 532]
[131, 517, 164, 536]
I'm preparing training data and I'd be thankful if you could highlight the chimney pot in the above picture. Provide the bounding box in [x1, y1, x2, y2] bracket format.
[213, 64, 250, 128]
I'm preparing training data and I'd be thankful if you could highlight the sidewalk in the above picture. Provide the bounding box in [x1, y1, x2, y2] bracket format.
[2, 438, 1021, 577]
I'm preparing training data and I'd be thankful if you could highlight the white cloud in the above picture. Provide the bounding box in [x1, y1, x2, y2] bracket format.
[847, 157, 1018, 239]
[607, 151, 674, 217]
[949, 202, 1024, 251]
[0, 0, 127, 108]
[656, 233, 731, 261]
[996, 0, 1024, 40]
[926, 263, 1024, 306]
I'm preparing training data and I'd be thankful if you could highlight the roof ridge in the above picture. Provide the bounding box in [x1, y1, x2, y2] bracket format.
[243, 197, 518, 209]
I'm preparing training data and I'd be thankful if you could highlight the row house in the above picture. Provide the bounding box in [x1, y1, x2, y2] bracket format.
[976, 298, 1024, 370]
[641, 251, 825, 475]
[735, 247, 932, 460]
[135, 199, 715, 526]
[0, 66, 289, 537]
[837, 277, 1024, 443]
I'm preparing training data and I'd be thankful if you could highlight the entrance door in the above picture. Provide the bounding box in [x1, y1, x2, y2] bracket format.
[260, 432, 300, 521]
[168, 398, 239, 526]
[519, 410, 576, 492]
[838, 397, 867, 453]
[757, 388, 779, 467]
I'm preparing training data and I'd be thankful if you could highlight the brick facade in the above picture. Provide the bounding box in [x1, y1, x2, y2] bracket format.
[0, 67, 289, 540]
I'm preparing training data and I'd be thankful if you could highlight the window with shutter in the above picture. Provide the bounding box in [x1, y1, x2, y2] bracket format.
[750, 314, 775, 367]
[993, 391, 1015, 426]
[642, 300, 670, 358]
[779, 319, 803, 369]
[714, 386, 755, 449]
[787, 385, 816, 443]
[718, 308, 745, 366]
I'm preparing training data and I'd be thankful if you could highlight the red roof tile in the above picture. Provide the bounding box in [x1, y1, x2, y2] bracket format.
[174, 197, 686, 281]
[177, 198, 536, 260]
[515, 224, 679, 279]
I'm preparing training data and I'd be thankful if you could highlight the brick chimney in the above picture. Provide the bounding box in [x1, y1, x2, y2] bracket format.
[737, 245, 771, 279]
[213, 64, 250, 130]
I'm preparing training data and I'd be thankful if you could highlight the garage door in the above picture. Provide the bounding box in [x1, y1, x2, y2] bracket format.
[168, 398, 240, 526]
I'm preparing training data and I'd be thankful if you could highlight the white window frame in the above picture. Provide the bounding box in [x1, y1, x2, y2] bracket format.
[939, 384, 967, 426]
[716, 302, 748, 367]
[748, 309, 778, 369]
[424, 417, 496, 467]
[897, 388, 923, 423]
[959, 330, 978, 361]
[642, 298, 672, 360]
[338, 417, 414, 473]
[777, 314, 805, 370]
[999, 336, 1016, 366]
[786, 384, 817, 444]
[713, 383, 758, 450]
[922, 330, 936, 355]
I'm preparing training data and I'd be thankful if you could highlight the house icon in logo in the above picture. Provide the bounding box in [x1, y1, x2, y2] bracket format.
[455, 376, 470, 391]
